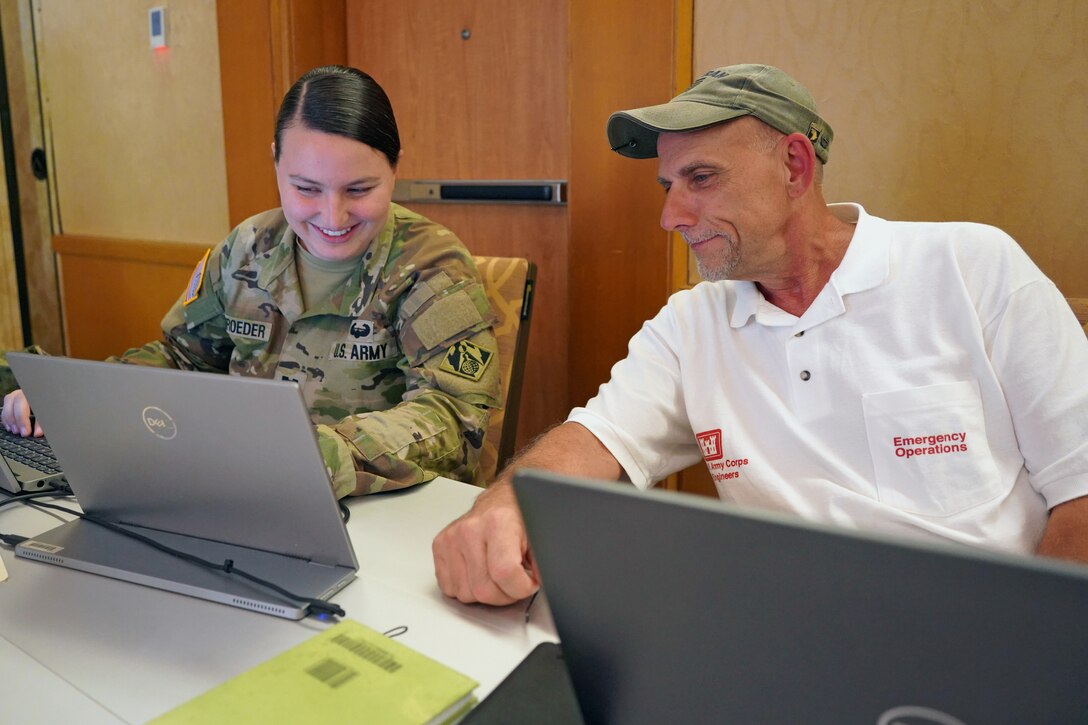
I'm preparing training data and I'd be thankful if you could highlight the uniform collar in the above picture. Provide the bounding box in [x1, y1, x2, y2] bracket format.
[253, 207, 399, 320]
[730, 203, 889, 329]
[336, 209, 396, 318]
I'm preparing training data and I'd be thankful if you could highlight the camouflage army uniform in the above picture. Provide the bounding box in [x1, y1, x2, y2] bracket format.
[116, 204, 501, 497]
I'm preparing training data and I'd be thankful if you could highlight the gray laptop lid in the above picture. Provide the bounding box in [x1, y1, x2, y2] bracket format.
[7, 354, 357, 619]
[514, 470, 1088, 725]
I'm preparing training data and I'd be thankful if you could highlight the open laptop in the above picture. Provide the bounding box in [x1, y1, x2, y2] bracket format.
[512, 470, 1088, 724]
[6, 353, 358, 620]
[0, 426, 65, 494]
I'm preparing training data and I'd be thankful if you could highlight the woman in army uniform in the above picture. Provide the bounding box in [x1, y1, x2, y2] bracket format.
[2, 66, 501, 498]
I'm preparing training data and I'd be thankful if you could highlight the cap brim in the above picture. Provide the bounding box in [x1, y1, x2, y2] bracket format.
[606, 101, 749, 158]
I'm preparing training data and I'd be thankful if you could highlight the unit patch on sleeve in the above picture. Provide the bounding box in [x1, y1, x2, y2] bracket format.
[183, 248, 212, 306]
[440, 339, 494, 381]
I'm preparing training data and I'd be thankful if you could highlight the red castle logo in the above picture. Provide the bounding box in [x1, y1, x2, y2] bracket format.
[696, 429, 723, 461]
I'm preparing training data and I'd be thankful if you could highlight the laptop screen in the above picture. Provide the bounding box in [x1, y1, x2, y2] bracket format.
[8, 354, 357, 619]
[514, 470, 1088, 724]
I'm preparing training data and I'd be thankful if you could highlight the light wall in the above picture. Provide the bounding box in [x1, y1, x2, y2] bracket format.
[691, 0, 1087, 297]
[37, 0, 229, 243]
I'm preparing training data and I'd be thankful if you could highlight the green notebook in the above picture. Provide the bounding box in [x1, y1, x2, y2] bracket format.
[153, 619, 478, 725]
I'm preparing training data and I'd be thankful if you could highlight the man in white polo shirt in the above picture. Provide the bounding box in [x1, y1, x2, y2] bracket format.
[432, 64, 1088, 606]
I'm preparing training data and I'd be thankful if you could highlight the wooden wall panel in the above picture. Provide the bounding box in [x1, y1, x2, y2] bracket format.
[691, 0, 1087, 297]
[217, 0, 281, 227]
[52, 235, 205, 360]
[0, 0, 21, 348]
[346, 0, 566, 180]
[271, 0, 347, 95]
[0, 144, 21, 349]
[0, 0, 62, 352]
[217, 0, 346, 227]
[347, 0, 570, 448]
[568, 0, 679, 408]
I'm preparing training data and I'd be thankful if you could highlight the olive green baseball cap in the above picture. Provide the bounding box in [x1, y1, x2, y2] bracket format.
[606, 64, 833, 163]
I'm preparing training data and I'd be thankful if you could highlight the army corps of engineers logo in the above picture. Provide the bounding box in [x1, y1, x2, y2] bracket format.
[440, 340, 494, 382]
[696, 429, 723, 461]
[142, 406, 178, 440]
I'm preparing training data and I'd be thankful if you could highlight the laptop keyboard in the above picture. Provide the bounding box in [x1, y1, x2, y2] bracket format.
[0, 428, 62, 476]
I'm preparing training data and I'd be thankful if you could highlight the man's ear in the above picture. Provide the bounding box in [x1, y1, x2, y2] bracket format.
[270, 141, 277, 162]
[783, 133, 816, 198]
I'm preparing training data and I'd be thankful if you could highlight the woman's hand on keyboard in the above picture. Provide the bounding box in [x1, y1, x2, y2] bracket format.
[1, 389, 42, 437]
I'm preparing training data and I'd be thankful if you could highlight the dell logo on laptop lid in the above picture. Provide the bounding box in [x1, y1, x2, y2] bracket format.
[142, 406, 177, 440]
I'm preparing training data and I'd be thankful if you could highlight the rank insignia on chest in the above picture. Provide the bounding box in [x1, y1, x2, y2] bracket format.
[183, 248, 212, 306]
[440, 340, 494, 381]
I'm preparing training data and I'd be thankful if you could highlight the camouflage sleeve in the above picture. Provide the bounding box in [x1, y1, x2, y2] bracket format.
[0, 345, 49, 396]
[320, 217, 502, 497]
[111, 242, 235, 372]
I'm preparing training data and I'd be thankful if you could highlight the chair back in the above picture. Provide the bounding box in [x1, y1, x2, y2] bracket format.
[474, 256, 536, 483]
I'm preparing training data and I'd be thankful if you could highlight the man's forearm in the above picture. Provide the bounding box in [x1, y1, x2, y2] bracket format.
[492, 421, 624, 489]
[1037, 494, 1088, 564]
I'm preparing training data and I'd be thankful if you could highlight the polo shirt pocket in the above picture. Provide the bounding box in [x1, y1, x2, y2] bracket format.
[862, 380, 1001, 517]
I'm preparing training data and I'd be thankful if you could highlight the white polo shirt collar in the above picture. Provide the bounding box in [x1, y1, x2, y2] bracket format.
[729, 203, 890, 330]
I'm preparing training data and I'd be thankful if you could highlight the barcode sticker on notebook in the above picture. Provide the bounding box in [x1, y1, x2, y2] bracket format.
[305, 657, 358, 688]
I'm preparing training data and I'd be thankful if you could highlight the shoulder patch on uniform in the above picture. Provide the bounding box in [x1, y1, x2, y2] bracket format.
[412, 290, 485, 350]
[440, 340, 494, 381]
[183, 248, 212, 306]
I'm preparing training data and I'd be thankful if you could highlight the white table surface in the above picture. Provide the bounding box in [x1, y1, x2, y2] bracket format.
[0, 478, 556, 723]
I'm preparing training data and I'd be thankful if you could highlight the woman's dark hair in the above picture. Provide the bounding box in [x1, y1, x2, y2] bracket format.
[274, 65, 400, 168]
